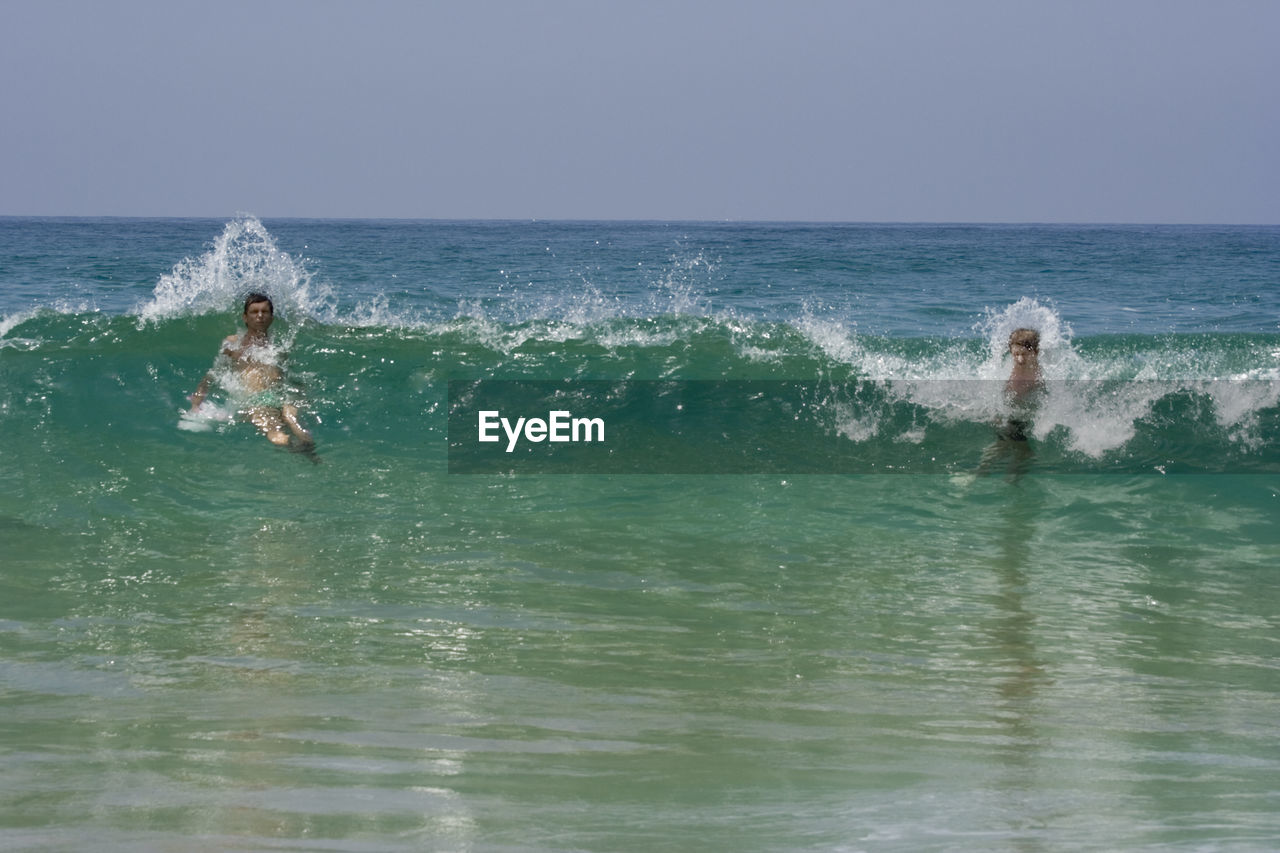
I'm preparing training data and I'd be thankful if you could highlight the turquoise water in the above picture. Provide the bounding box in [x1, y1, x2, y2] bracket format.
[2, 217, 1279, 851]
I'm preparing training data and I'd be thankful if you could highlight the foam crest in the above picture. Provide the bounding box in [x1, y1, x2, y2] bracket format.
[794, 298, 1278, 459]
[795, 315, 864, 369]
[1035, 382, 1155, 457]
[1205, 378, 1280, 448]
[0, 310, 33, 343]
[138, 216, 334, 325]
[344, 292, 437, 330]
[437, 247, 734, 360]
[1, 302, 101, 350]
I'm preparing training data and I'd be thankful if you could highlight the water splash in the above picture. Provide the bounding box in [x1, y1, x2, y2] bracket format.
[0, 309, 35, 345]
[123, 218, 1276, 464]
[648, 250, 717, 318]
[976, 296, 1076, 378]
[791, 297, 1279, 460]
[138, 216, 334, 325]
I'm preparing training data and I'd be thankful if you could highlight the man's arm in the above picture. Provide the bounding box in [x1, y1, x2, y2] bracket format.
[189, 336, 238, 411]
[189, 373, 212, 411]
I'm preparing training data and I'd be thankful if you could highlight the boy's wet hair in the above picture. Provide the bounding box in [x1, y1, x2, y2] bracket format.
[1009, 328, 1039, 352]
[243, 292, 274, 314]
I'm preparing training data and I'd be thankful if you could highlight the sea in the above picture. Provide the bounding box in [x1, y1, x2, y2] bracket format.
[1, 216, 1278, 852]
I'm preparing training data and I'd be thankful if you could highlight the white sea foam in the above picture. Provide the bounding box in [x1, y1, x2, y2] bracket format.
[0, 309, 34, 345]
[1206, 377, 1280, 449]
[177, 402, 234, 432]
[132, 219, 1277, 462]
[137, 215, 334, 327]
[796, 297, 1279, 458]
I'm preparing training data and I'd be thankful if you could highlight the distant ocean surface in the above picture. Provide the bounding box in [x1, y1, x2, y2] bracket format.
[2, 217, 1278, 851]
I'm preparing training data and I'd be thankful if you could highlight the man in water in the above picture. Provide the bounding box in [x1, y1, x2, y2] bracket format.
[189, 292, 314, 449]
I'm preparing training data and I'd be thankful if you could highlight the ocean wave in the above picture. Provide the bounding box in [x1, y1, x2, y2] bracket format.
[2, 217, 1276, 470]
[4, 305, 1277, 469]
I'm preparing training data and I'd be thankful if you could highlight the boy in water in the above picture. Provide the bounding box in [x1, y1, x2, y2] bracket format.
[1005, 327, 1043, 401]
[977, 327, 1043, 477]
[189, 293, 314, 449]
[999, 327, 1043, 440]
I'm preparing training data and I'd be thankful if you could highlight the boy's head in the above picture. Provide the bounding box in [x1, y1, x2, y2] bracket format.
[1008, 328, 1039, 354]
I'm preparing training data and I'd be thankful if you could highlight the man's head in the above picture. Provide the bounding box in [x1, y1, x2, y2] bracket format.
[242, 292, 274, 334]
[244, 292, 274, 316]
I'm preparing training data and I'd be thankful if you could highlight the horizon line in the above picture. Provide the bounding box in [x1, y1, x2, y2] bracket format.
[2, 214, 1277, 228]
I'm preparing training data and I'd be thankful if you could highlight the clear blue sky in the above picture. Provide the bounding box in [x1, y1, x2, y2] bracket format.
[2, 0, 1277, 222]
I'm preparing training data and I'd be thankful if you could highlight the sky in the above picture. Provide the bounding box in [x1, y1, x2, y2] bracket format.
[2, 0, 1277, 223]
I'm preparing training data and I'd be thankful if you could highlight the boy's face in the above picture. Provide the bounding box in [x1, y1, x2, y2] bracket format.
[1009, 335, 1038, 365]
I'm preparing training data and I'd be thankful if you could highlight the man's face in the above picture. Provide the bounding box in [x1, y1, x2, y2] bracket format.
[244, 300, 273, 332]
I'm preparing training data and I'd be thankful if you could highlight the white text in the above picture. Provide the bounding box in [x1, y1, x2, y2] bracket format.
[478, 410, 605, 452]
